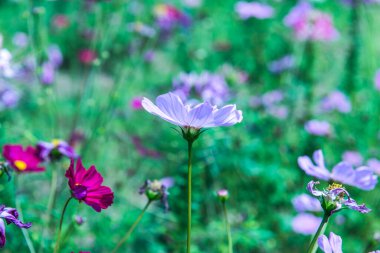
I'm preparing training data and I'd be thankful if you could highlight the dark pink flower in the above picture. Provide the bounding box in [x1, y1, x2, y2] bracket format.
[53, 15, 69, 29]
[2, 145, 45, 173]
[130, 97, 143, 110]
[78, 49, 97, 65]
[65, 159, 114, 212]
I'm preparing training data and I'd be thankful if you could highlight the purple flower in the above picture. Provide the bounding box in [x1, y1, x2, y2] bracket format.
[298, 150, 377, 190]
[305, 120, 331, 136]
[342, 151, 363, 167]
[172, 71, 230, 106]
[235, 1, 274, 20]
[267, 105, 289, 119]
[40, 62, 55, 85]
[307, 181, 371, 214]
[0, 86, 20, 110]
[292, 193, 323, 212]
[47, 45, 63, 68]
[36, 139, 79, 161]
[0, 49, 14, 78]
[375, 70, 380, 91]
[292, 213, 322, 235]
[268, 55, 295, 73]
[368, 158, 380, 175]
[0, 205, 32, 248]
[154, 4, 190, 31]
[319, 91, 351, 113]
[127, 22, 156, 38]
[12, 32, 28, 48]
[261, 90, 284, 107]
[318, 232, 342, 253]
[341, 0, 380, 5]
[142, 92, 243, 129]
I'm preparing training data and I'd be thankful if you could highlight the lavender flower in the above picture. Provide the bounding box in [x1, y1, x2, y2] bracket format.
[292, 194, 323, 212]
[305, 120, 331, 136]
[319, 91, 351, 113]
[268, 55, 295, 73]
[127, 22, 156, 38]
[292, 213, 322, 235]
[298, 150, 377, 190]
[0, 86, 20, 110]
[47, 45, 63, 68]
[0, 205, 32, 248]
[40, 62, 55, 85]
[307, 181, 371, 215]
[234, 1, 274, 20]
[341, 0, 380, 5]
[36, 139, 79, 161]
[142, 92, 242, 129]
[368, 158, 380, 175]
[318, 232, 342, 253]
[342, 151, 363, 167]
[261, 90, 284, 107]
[0, 49, 14, 78]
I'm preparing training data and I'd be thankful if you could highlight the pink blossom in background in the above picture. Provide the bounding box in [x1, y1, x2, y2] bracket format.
[342, 151, 363, 167]
[374, 70, 380, 90]
[284, 2, 339, 42]
[319, 91, 351, 113]
[367, 158, 380, 175]
[292, 213, 321, 235]
[53, 15, 69, 29]
[304, 120, 331, 136]
[78, 49, 97, 65]
[130, 97, 143, 110]
[235, 1, 274, 20]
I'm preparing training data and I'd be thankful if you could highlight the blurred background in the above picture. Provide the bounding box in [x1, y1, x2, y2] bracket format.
[1, 0, 380, 252]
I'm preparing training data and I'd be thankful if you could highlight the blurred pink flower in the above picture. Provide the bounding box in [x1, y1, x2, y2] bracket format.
[235, 1, 274, 20]
[284, 2, 339, 42]
[130, 97, 143, 110]
[292, 213, 321, 235]
[78, 49, 96, 65]
[53, 15, 69, 29]
[304, 120, 331, 136]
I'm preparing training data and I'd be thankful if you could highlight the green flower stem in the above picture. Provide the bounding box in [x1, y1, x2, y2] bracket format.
[53, 197, 73, 253]
[222, 201, 233, 253]
[307, 214, 330, 253]
[14, 177, 36, 253]
[39, 167, 58, 253]
[111, 201, 152, 253]
[187, 140, 193, 253]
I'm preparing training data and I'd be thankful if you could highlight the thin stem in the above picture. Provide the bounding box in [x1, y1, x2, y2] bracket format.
[187, 140, 193, 253]
[39, 167, 58, 253]
[53, 197, 73, 253]
[14, 177, 36, 253]
[222, 202, 233, 253]
[111, 201, 151, 253]
[307, 214, 330, 253]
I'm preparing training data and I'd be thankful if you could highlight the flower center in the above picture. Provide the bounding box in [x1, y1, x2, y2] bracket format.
[51, 139, 62, 147]
[14, 160, 27, 171]
[72, 184, 87, 200]
[327, 182, 343, 191]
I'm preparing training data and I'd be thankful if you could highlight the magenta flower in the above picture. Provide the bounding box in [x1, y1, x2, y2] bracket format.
[78, 49, 97, 65]
[298, 150, 377, 190]
[0, 205, 32, 248]
[234, 1, 274, 20]
[307, 181, 371, 214]
[65, 159, 114, 212]
[36, 139, 79, 161]
[53, 15, 69, 29]
[142, 92, 243, 129]
[130, 97, 143, 110]
[318, 232, 342, 253]
[304, 120, 331, 136]
[292, 213, 322, 235]
[154, 4, 190, 30]
[2, 144, 45, 173]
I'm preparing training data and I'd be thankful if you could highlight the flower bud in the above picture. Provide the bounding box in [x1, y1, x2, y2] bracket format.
[217, 189, 229, 202]
[74, 215, 85, 226]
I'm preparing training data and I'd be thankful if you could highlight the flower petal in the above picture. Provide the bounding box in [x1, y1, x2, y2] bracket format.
[186, 102, 214, 128]
[0, 219, 5, 248]
[209, 104, 243, 127]
[142, 96, 183, 126]
[331, 162, 355, 186]
[318, 234, 333, 253]
[307, 181, 324, 197]
[352, 166, 378, 191]
[344, 198, 371, 214]
[298, 155, 330, 181]
[329, 232, 342, 253]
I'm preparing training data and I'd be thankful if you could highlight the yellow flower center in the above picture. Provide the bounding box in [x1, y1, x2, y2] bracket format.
[51, 139, 62, 147]
[14, 160, 27, 171]
[327, 182, 343, 191]
[150, 180, 162, 191]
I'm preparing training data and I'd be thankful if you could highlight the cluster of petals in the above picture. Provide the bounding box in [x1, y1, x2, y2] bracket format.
[142, 92, 243, 129]
[307, 181, 371, 214]
[318, 232, 342, 253]
[298, 150, 377, 190]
